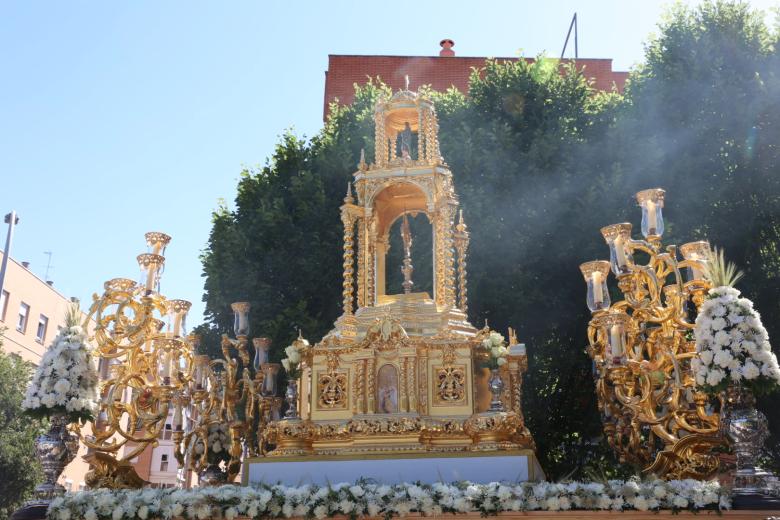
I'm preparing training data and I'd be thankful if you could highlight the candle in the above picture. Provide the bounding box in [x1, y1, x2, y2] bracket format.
[592, 271, 604, 307]
[173, 314, 181, 337]
[160, 350, 171, 379]
[145, 264, 156, 292]
[609, 325, 624, 360]
[646, 200, 657, 235]
[173, 401, 183, 430]
[613, 236, 629, 271]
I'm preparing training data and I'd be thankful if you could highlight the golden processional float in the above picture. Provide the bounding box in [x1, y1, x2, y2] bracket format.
[78, 85, 542, 488]
[247, 84, 541, 483]
[581, 189, 722, 480]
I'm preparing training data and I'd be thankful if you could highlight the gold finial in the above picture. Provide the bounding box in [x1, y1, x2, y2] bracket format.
[456, 209, 467, 233]
[358, 148, 367, 170]
[344, 182, 354, 204]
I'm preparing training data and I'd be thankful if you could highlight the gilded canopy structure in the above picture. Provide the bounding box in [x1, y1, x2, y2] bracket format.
[261, 86, 538, 461]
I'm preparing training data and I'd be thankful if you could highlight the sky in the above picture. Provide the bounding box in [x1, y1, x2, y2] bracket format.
[1, 0, 777, 330]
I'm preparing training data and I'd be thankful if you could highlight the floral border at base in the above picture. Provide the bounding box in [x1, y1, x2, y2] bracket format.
[48, 478, 729, 520]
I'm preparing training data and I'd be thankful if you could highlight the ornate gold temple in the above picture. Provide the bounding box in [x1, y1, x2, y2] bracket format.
[263, 86, 536, 458]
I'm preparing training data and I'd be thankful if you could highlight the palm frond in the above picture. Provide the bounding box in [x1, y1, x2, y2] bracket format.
[703, 247, 744, 288]
[65, 301, 82, 328]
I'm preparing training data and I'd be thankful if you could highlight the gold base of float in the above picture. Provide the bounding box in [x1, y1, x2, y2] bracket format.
[263, 410, 534, 458]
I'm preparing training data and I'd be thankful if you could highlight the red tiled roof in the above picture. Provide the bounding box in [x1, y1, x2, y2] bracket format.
[324, 55, 628, 120]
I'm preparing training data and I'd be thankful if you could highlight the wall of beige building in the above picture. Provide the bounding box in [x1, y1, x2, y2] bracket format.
[0, 251, 94, 490]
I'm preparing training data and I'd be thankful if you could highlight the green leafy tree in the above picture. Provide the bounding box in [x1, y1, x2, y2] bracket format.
[0, 334, 44, 520]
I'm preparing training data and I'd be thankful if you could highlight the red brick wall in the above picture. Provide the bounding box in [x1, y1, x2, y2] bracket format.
[323, 55, 628, 120]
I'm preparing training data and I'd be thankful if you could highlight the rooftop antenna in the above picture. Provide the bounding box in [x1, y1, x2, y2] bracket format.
[43, 250, 54, 282]
[560, 12, 578, 59]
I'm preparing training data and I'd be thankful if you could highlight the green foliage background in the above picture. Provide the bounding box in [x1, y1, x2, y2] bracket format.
[0, 334, 44, 520]
[198, 1, 780, 478]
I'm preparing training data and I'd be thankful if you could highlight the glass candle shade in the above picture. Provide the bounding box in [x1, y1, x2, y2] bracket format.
[137, 253, 165, 294]
[192, 355, 210, 390]
[580, 260, 611, 312]
[261, 363, 281, 396]
[231, 301, 251, 337]
[597, 312, 630, 365]
[156, 346, 173, 383]
[145, 231, 171, 257]
[167, 299, 191, 337]
[635, 188, 666, 239]
[253, 337, 272, 370]
[601, 223, 634, 276]
[680, 240, 710, 282]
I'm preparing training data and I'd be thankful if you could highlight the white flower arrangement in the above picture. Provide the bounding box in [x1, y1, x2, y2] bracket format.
[191, 422, 232, 466]
[47, 478, 728, 520]
[281, 333, 309, 379]
[480, 331, 508, 370]
[22, 304, 99, 422]
[693, 285, 780, 395]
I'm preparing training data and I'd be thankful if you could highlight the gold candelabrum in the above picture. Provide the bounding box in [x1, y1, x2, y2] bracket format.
[172, 302, 283, 485]
[581, 188, 722, 480]
[79, 233, 283, 489]
[79, 232, 196, 488]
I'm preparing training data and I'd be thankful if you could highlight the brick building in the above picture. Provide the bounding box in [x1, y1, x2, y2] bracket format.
[323, 39, 628, 119]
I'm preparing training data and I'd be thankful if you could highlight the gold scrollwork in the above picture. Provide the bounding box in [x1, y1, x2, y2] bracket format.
[318, 371, 348, 409]
[434, 364, 466, 405]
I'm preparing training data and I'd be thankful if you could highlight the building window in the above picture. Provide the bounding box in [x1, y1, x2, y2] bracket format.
[160, 454, 169, 472]
[17, 302, 29, 333]
[162, 423, 172, 440]
[0, 290, 8, 321]
[36, 315, 49, 343]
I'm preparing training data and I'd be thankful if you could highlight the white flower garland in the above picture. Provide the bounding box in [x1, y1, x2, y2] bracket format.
[693, 286, 780, 394]
[22, 323, 99, 422]
[48, 478, 728, 520]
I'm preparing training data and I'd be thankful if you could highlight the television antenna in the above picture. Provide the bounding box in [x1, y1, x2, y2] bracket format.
[560, 12, 578, 59]
[43, 250, 54, 282]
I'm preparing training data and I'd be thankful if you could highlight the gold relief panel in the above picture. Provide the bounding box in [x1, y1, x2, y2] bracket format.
[433, 364, 467, 406]
[317, 371, 348, 410]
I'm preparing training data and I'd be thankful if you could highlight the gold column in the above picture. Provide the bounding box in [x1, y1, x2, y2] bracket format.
[435, 202, 457, 308]
[400, 359, 409, 412]
[407, 357, 417, 413]
[389, 132, 398, 162]
[341, 210, 356, 316]
[367, 216, 376, 306]
[424, 108, 441, 164]
[454, 210, 470, 314]
[417, 349, 428, 415]
[366, 358, 376, 414]
[357, 217, 366, 308]
[353, 359, 365, 414]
